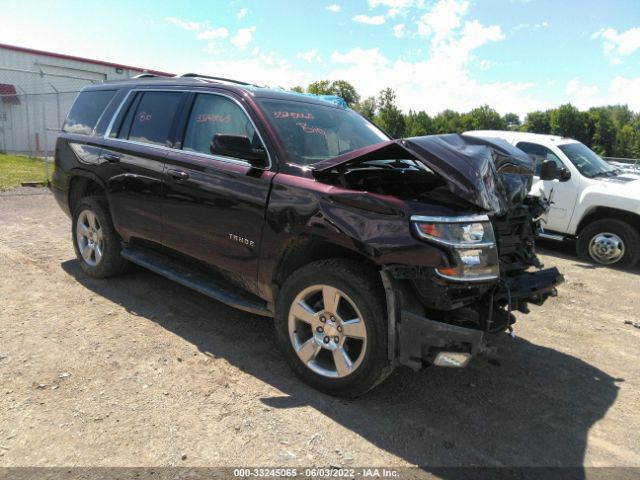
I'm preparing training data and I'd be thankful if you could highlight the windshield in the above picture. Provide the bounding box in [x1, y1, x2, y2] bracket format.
[558, 142, 615, 178]
[256, 98, 389, 165]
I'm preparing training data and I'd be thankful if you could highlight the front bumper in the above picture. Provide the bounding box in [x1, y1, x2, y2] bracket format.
[383, 266, 564, 370]
[397, 311, 486, 370]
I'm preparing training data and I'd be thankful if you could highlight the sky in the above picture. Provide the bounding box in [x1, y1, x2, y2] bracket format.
[2, 0, 640, 118]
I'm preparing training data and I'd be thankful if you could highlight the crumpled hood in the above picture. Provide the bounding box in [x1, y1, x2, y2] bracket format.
[312, 134, 535, 215]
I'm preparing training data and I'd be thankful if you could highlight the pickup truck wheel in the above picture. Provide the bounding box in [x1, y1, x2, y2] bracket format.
[72, 196, 128, 278]
[274, 259, 393, 397]
[577, 218, 640, 267]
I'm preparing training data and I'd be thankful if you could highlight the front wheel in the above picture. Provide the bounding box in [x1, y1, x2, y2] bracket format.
[577, 218, 640, 267]
[274, 259, 393, 397]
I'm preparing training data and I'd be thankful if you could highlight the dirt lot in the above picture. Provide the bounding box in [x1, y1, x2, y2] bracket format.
[0, 190, 639, 470]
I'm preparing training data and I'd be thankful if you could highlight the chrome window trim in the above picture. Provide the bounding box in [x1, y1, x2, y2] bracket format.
[103, 89, 135, 139]
[102, 138, 254, 168]
[178, 148, 262, 168]
[90, 89, 119, 137]
[411, 214, 490, 223]
[103, 88, 272, 170]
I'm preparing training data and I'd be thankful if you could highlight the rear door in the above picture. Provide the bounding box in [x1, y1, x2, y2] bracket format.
[162, 90, 274, 294]
[102, 89, 186, 243]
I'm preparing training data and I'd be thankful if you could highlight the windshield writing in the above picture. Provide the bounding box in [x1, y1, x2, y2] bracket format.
[257, 99, 388, 165]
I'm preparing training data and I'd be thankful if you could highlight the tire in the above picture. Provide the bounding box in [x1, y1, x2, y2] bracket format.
[72, 196, 128, 278]
[577, 218, 640, 267]
[274, 259, 393, 397]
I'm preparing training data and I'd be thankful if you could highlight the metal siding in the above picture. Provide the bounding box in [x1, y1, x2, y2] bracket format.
[0, 46, 157, 154]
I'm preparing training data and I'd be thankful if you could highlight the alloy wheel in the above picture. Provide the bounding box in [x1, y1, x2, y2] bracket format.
[76, 209, 104, 266]
[288, 284, 367, 378]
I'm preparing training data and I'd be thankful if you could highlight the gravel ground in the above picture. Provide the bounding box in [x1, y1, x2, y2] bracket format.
[0, 190, 639, 471]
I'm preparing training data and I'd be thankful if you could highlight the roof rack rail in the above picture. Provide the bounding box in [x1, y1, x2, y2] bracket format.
[176, 73, 254, 86]
[132, 73, 168, 79]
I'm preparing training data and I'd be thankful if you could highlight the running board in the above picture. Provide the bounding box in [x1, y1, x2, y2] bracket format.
[537, 232, 566, 242]
[121, 246, 272, 317]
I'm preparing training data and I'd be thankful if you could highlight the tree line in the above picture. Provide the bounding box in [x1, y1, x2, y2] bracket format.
[291, 79, 640, 159]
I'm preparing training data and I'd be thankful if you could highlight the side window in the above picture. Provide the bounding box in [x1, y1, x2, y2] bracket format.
[182, 94, 259, 157]
[122, 91, 182, 147]
[516, 141, 564, 176]
[63, 90, 116, 135]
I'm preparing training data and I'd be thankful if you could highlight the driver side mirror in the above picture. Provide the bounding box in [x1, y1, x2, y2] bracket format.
[211, 134, 268, 168]
[539, 160, 558, 181]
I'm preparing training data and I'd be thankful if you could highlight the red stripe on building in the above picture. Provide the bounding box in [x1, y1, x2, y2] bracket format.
[0, 43, 174, 77]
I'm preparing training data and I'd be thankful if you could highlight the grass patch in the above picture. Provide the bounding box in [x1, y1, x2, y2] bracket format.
[0, 154, 52, 191]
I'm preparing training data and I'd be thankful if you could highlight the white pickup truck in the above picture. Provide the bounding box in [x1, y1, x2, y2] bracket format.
[465, 130, 640, 267]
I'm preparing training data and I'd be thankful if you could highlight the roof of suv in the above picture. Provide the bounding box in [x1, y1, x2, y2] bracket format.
[84, 75, 346, 108]
[465, 130, 579, 146]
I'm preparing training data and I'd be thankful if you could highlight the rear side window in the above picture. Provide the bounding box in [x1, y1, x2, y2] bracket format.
[63, 90, 116, 135]
[121, 91, 182, 147]
[182, 94, 259, 156]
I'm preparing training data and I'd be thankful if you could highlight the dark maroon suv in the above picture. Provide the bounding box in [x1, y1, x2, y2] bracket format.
[52, 74, 563, 396]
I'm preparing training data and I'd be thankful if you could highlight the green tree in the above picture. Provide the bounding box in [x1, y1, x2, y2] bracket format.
[307, 80, 332, 95]
[549, 104, 590, 143]
[462, 105, 506, 131]
[613, 124, 638, 158]
[433, 110, 463, 133]
[524, 110, 551, 134]
[607, 105, 634, 128]
[305, 79, 361, 106]
[503, 112, 521, 129]
[588, 107, 616, 156]
[353, 96, 377, 120]
[405, 110, 434, 137]
[329, 80, 360, 106]
[376, 88, 405, 138]
[290, 85, 305, 93]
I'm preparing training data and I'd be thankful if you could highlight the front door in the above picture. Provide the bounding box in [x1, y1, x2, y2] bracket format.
[162, 92, 273, 294]
[517, 141, 579, 233]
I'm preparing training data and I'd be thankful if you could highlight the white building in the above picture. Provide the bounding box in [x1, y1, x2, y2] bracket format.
[0, 43, 171, 154]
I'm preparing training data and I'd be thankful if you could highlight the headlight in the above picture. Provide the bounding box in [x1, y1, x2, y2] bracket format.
[411, 214, 499, 281]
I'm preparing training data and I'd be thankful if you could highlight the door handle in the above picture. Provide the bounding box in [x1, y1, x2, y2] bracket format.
[167, 168, 190, 180]
[102, 153, 121, 163]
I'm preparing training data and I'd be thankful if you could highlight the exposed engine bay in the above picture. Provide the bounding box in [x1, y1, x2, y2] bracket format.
[312, 134, 563, 348]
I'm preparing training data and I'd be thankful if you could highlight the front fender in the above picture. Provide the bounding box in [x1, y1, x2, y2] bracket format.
[569, 185, 640, 235]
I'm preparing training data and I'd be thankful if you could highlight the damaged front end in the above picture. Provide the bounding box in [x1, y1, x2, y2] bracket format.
[313, 134, 564, 370]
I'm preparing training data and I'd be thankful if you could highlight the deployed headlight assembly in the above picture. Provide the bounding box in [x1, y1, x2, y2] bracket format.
[411, 214, 499, 281]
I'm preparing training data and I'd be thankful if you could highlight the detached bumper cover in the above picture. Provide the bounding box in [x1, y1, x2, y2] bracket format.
[398, 311, 485, 371]
[394, 267, 564, 370]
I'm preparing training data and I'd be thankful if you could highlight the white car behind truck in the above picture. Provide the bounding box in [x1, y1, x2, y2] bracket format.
[465, 130, 640, 267]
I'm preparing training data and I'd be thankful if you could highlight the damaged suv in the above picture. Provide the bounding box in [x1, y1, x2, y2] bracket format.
[52, 74, 563, 396]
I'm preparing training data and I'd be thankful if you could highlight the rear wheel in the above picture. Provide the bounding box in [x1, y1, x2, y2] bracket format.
[72, 196, 128, 277]
[274, 259, 393, 397]
[577, 218, 640, 267]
